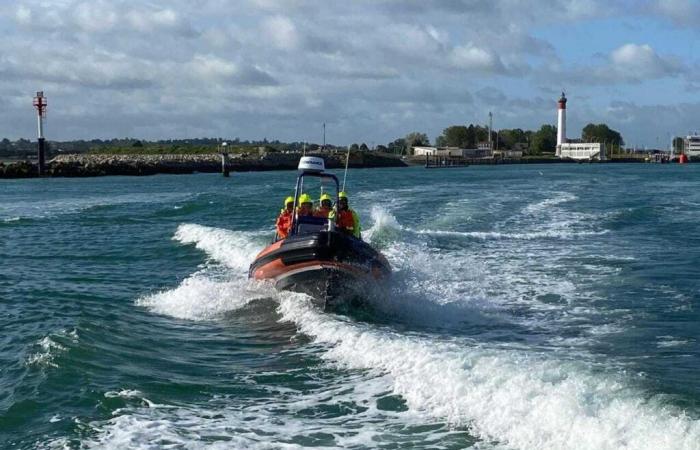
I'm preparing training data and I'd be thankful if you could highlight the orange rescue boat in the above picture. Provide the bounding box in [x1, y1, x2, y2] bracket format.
[248, 157, 391, 310]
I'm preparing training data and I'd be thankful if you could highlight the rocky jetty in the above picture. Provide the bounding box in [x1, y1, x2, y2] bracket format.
[0, 152, 406, 178]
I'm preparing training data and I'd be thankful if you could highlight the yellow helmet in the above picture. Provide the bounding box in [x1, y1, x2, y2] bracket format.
[320, 193, 332, 202]
[284, 196, 294, 206]
[298, 193, 313, 204]
[338, 191, 348, 200]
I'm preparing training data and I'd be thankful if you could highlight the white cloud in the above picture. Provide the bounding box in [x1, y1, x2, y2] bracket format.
[450, 44, 505, 73]
[189, 54, 238, 80]
[653, 0, 700, 25]
[15, 5, 31, 24]
[0, 0, 693, 146]
[261, 15, 300, 50]
[73, 1, 118, 32]
[611, 44, 661, 70]
[555, 43, 685, 85]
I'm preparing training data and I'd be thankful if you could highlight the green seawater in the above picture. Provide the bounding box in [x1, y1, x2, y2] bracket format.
[1, 165, 699, 449]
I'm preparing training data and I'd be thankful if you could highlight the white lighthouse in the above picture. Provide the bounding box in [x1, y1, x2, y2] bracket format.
[556, 92, 566, 156]
[555, 92, 606, 160]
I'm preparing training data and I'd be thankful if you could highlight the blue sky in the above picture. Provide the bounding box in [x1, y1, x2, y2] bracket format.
[1, 0, 699, 148]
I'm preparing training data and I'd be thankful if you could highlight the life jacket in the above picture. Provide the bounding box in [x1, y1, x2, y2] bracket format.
[314, 206, 332, 218]
[334, 209, 361, 238]
[297, 206, 314, 217]
[276, 209, 293, 239]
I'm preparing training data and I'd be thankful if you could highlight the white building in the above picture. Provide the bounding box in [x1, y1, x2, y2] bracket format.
[412, 146, 492, 158]
[684, 135, 700, 158]
[412, 146, 437, 156]
[559, 142, 606, 160]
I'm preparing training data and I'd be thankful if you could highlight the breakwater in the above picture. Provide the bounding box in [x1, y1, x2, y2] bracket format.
[0, 152, 406, 178]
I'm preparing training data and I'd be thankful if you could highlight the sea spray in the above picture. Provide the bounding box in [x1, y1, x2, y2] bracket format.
[277, 294, 700, 450]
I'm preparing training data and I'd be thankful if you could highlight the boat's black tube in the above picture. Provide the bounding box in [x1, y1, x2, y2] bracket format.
[249, 231, 389, 277]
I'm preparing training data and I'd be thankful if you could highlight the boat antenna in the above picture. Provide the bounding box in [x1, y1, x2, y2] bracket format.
[342, 146, 350, 191]
[303, 142, 306, 156]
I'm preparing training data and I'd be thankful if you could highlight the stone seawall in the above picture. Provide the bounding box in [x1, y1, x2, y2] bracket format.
[0, 152, 406, 178]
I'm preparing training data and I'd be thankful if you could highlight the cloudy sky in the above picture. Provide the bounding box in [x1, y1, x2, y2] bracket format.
[1, 0, 699, 147]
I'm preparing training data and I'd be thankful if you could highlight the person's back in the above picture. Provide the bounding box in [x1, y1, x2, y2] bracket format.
[314, 193, 333, 218]
[276, 196, 294, 239]
[331, 191, 361, 238]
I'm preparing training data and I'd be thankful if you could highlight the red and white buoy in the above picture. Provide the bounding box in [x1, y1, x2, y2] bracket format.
[679, 153, 688, 164]
[32, 91, 47, 176]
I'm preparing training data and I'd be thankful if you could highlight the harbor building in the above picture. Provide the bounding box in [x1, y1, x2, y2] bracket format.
[412, 146, 492, 158]
[684, 135, 700, 159]
[555, 92, 607, 161]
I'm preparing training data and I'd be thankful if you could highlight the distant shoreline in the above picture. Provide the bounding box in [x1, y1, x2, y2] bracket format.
[0, 152, 688, 178]
[0, 152, 406, 178]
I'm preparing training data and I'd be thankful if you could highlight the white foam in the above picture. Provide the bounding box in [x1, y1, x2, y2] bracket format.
[656, 336, 691, 348]
[80, 369, 446, 450]
[174, 223, 268, 271]
[137, 224, 278, 320]
[363, 206, 403, 244]
[523, 193, 578, 214]
[104, 389, 145, 399]
[136, 273, 271, 320]
[25, 329, 78, 369]
[415, 228, 609, 240]
[278, 295, 700, 450]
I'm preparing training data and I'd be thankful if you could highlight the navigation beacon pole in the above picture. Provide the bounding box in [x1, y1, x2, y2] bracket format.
[33, 91, 47, 176]
[488, 111, 493, 151]
[556, 92, 567, 157]
[219, 141, 229, 177]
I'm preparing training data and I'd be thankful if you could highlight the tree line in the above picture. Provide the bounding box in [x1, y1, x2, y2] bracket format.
[0, 122, 626, 158]
[0, 137, 347, 158]
[361, 122, 625, 156]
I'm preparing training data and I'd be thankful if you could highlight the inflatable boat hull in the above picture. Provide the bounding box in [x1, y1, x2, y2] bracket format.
[249, 231, 390, 310]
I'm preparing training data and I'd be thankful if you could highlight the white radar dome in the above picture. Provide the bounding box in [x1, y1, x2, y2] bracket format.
[298, 156, 325, 173]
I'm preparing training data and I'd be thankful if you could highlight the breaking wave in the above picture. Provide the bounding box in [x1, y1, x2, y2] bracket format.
[25, 329, 79, 369]
[278, 294, 700, 450]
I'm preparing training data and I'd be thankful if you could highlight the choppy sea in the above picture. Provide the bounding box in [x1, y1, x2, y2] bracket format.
[1, 164, 699, 449]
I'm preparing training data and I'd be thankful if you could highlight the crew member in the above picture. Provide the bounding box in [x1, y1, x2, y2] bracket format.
[275, 196, 295, 239]
[315, 193, 333, 218]
[331, 191, 361, 238]
[297, 193, 314, 217]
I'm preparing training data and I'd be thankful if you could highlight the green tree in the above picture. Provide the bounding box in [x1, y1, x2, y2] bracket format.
[387, 138, 406, 154]
[439, 126, 470, 147]
[581, 123, 624, 146]
[359, 143, 369, 151]
[498, 128, 527, 150]
[349, 143, 360, 152]
[530, 125, 557, 154]
[473, 125, 489, 145]
[404, 132, 429, 147]
[437, 124, 490, 148]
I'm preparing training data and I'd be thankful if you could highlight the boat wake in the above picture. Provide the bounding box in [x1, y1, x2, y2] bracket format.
[126, 207, 700, 450]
